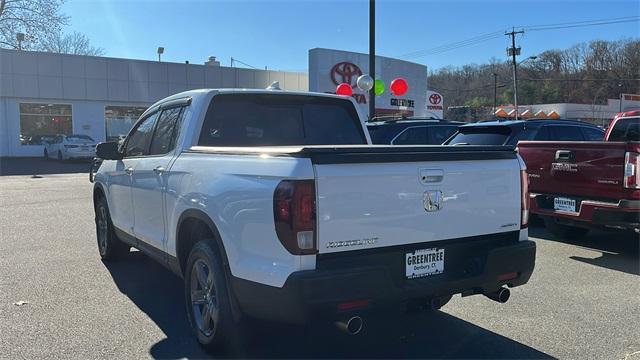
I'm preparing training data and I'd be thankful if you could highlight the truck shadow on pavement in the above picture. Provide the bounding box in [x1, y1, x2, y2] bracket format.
[104, 251, 551, 359]
[529, 226, 639, 276]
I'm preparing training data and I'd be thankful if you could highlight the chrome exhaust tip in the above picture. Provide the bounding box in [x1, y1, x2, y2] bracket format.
[336, 316, 364, 335]
[484, 287, 511, 303]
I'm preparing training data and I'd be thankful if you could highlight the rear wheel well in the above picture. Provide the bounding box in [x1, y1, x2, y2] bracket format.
[176, 216, 223, 276]
[176, 213, 241, 321]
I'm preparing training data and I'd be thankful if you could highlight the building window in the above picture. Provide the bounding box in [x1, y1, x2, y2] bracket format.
[19, 103, 72, 145]
[105, 106, 147, 142]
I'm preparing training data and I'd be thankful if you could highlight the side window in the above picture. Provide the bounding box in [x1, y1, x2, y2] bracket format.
[125, 112, 159, 157]
[581, 127, 604, 141]
[392, 127, 428, 145]
[149, 107, 184, 155]
[626, 122, 640, 141]
[550, 126, 584, 141]
[534, 126, 549, 140]
[430, 126, 458, 144]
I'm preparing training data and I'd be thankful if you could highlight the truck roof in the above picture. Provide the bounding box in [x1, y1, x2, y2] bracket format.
[142, 88, 359, 122]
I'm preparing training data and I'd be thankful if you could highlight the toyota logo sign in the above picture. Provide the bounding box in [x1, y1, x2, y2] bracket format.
[429, 93, 442, 105]
[330, 62, 363, 88]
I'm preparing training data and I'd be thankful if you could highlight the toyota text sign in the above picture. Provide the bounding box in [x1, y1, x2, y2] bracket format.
[309, 48, 428, 119]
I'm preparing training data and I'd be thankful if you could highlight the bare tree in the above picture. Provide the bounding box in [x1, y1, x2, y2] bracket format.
[42, 31, 104, 56]
[0, 0, 68, 50]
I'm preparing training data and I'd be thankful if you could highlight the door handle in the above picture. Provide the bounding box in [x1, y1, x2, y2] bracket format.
[153, 166, 165, 175]
[555, 150, 574, 162]
[124, 167, 134, 175]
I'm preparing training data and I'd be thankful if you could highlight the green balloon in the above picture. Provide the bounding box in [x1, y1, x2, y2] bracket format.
[374, 79, 385, 96]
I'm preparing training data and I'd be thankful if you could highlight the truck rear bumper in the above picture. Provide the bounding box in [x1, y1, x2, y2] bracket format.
[231, 234, 536, 324]
[530, 193, 640, 231]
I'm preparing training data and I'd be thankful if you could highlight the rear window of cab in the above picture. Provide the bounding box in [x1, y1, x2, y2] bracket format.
[198, 94, 367, 147]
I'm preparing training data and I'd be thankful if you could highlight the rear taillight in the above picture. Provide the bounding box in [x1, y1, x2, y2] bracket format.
[520, 169, 529, 228]
[624, 152, 639, 189]
[274, 180, 317, 255]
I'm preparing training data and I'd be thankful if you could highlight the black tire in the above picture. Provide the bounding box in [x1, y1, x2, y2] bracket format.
[184, 240, 238, 354]
[544, 217, 589, 240]
[94, 196, 130, 260]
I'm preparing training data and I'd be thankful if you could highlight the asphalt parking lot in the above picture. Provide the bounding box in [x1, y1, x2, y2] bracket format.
[0, 162, 638, 359]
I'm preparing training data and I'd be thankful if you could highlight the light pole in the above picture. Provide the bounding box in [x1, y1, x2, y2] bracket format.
[618, 83, 623, 112]
[157, 47, 164, 62]
[368, 0, 375, 120]
[492, 73, 498, 113]
[511, 55, 537, 118]
[16, 33, 25, 50]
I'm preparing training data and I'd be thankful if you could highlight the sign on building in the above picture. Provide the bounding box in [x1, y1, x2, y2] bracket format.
[426, 90, 444, 119]
[309, 48, 428, 119]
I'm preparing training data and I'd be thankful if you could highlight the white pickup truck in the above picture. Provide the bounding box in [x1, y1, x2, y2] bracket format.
[91, 89, 535, 352]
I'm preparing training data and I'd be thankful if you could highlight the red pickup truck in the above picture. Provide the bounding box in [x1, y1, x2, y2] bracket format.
[518, 111, 639, 238]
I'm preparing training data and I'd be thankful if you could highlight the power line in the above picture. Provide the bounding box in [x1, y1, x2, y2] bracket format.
[399, 16, 640, 60]
[521, 16, 639, 30]
[399, 31, 502, 58]
[525, 18, 639, 32]
[230, 57, 259, 69]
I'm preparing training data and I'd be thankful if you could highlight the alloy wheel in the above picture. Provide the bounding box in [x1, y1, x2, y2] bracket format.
[190, 259, 218, 337]
[96, 205, 109, 255]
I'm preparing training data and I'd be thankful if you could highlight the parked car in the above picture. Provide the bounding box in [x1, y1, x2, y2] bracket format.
[518, 113, 639, 238]
[443, 119, 605, 146]
[91, 89, 535, 353]
[44, 134, 97, 160]
[367, 117, 464, 145]
[21, 134, 55, 145]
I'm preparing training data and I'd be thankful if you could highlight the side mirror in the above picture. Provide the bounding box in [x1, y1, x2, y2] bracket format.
[96, 142, 123, 160]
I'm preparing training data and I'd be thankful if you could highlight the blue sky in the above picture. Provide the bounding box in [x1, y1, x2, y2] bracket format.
[63, 0, 639, 72]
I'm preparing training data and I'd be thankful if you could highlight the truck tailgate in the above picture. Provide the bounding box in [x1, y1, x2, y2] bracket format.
[313, 150, 522, 254]
[518, 141, 629, 200]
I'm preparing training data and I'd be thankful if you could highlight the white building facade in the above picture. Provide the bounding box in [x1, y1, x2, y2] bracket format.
[0, 49, 308, 157]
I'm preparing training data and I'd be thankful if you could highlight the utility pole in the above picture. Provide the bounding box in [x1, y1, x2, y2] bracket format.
[369, 0, 375, 120]
[492, 73, 498, 113]
[505, 28, 524, 119]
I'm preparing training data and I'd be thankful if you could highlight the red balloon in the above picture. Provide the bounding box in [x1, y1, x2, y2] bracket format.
[390, 78, 409, 96]
[336, 83, 353, 96]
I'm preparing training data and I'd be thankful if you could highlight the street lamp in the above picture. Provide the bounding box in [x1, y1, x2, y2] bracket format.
[16, 33, 25, 50]
[518, 55, 537, 66]
[157, 47, 164, 62]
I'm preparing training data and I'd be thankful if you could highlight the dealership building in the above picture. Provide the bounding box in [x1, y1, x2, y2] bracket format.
[0, 48, 431, 157]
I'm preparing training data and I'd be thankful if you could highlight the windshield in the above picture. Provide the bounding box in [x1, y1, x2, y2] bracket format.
[446, 126, 512, 145]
